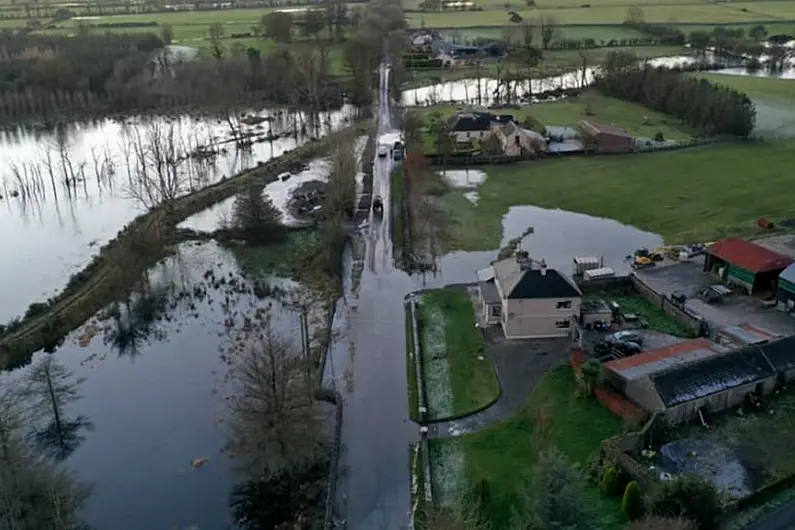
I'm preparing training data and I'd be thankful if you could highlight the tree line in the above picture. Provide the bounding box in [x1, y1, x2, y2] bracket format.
[596, 51, 756, 137]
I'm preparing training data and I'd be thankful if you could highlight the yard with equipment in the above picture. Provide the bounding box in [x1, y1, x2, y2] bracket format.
[437, 139, 795, 252]
[417, 288, 500, 421]
[429, 365, 625, 529]
[584, 291, 695, 338]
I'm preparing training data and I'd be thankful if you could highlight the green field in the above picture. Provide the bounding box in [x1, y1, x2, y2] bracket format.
[429, 365, 624, 529]
[693, 73, 795, 105]
[418, 288, 500, 421]
[438, 139, 795, 250]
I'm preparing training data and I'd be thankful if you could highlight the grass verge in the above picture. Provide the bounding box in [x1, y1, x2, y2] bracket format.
[438, 139, 795, 251]
[406, 300, 421, 423]
[429, 365, 625, 529]
[391, 167, 406, 267]
[585, 291, 695, 337]
[419, 288, 500, 421]
[410, 442, 428, 529]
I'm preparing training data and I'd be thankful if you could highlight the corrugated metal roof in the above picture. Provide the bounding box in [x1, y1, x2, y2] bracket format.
[721, 323, 780, 346]
[708, 238, 793, 274]
[652, 346, 776, 408]
[605, 338, 727, 381]
[780, 263, 795, 286]
[760, 335, 795, 372]
[477, 266, 494, 282]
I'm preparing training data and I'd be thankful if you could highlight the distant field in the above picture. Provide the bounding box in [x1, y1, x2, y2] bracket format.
[693, 73, 795, 104]
[407, 3, 791, 27]
[439, 24, 645, 42]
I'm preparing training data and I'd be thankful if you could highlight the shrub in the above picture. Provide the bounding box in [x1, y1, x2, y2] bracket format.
[654, 131, 665, 142]
[602, 466, 622, 497]
[651, 476, 722, 530]
[622, 480, 644, 520]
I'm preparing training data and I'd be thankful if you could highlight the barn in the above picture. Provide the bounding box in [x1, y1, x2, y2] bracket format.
[703, 238, 793, 295]
[576, 120, 633, 154]
[650, 346, 777, 425]
[759, 335, 795, 382]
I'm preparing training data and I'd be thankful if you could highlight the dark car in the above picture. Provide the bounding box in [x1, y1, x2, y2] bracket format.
[594, 340, 641, 357]
[606, 330, 644, 346]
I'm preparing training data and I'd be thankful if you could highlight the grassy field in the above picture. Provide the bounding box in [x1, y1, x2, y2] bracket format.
[438, 24, 646, 42]
[429, 365, 625, 529]
[692, 73, 795, 105]
[407, 4, 783, 28]
[438, 139, 795, 250]
[584, 292, 695, 337]
[418, 288, 500, 421]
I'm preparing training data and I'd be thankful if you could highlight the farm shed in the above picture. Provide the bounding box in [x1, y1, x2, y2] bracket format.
[650, 346, 777, 425]
[714, 322, 781, 348]
[759, 335, 795, 382]
[778, 262, 795, 307]
[575, 120, 633, 154]
[604, 338, 728, 414]
[703, 238, 793, 295]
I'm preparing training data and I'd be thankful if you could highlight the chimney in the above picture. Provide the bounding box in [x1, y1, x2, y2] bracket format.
[516, 250, 531, 270]
[540, 258, 547, 276]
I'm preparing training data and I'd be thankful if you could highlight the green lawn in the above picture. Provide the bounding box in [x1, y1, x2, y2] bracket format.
[429, 365, 625, 529]
[439, 24, 645, 42]
[584, 292, 695, 337]
[438, 140, 795, 251]
[407, 4, 777, 28]
[692, 73, 795, 106]
[418, 288, 500, 421]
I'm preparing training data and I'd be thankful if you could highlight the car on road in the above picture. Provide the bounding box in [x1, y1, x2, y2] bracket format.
[606, 330, 644, 346]
[594, 340, 642, 357]
[377, 145, 388, 157]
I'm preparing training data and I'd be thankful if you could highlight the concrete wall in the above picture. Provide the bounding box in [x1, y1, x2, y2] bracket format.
[662, 377, 776, 425]
[501, 296, 581, 339]
[631, 275, 706, 336]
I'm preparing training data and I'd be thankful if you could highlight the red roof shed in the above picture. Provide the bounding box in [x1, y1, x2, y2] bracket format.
[707, 238, 793, 273]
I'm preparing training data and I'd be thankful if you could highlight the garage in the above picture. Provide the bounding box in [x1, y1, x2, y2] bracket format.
[703, 238, 793, 295]
[576, 120, 633, 154]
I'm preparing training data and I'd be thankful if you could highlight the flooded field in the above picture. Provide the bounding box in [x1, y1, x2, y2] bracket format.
[0, 106, 356, 323]
[8, 239, 332, 530]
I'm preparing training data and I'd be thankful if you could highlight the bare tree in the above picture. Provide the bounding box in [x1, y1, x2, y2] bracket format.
[225, 320, 324, 479]
[125, 122, 189, 217]
[537, 15, 558, 49]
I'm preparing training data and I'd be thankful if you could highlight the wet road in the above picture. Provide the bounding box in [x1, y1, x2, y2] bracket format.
[745, 500, 795, 530]
[330, 62, 420, 530]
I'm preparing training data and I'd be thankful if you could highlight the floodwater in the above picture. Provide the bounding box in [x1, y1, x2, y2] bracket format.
[0, 105, 356, 323]
[441, 169, 487, 205]
[14, 240, 323, 530]
[400, 54, 793, 106]
[656, 437, 763, 499]
[501, 205, 662, 275]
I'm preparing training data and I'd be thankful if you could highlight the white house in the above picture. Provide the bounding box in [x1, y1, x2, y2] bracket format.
[477, 251, 582, 339]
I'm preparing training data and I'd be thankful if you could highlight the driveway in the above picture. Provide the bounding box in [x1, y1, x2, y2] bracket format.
[428, 335, 571, 438]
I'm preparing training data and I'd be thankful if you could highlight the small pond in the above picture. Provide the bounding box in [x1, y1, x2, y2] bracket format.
[440, 169, 487, 205]
[10, 239, 331, 530]
[654, 437, 765, 499]
[0, 105, 356, 323]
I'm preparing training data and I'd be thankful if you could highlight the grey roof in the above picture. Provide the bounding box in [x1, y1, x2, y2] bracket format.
[477, 266, 494, 282]
[760, 335, 795, 372]
[479, 280, 500, 304]
[492, 258, 581, 300]
[448, 112, 492, 132]
[721, 323, 779, 346]
[651, 346, 776, 408]
[610, 344, 729, 382]
[780, 262, 795, 286]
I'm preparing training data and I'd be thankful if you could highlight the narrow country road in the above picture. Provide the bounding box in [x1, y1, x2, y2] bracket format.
[743, 500, 795, 530]
[326, 62, 420, 530]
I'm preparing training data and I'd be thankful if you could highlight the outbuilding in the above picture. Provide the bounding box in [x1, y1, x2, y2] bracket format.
[703, 238, 793, 295]
[759, 335, 795, 382]
[650, 346, 777, 425]
[778, 262, 795, 307]
[576, 120, 633, 154]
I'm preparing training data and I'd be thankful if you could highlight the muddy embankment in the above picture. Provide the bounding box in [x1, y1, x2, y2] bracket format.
[0, 119, 374, 369]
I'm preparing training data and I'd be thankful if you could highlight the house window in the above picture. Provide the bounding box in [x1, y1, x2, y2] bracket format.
[555, 320, 570, 329]
[490, 304, 502, 318]
[556, 301, 572, 309]
[466, 132, 471, 139]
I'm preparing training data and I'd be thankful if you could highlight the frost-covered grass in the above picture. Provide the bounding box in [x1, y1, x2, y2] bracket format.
[430, 365, 625, 529]
[429, 437, 467, 507]
[406, 301, 421, 423]
[420, 298, 454, 420]
[419, 289, 499, 421]
[410, 442, 426, 529]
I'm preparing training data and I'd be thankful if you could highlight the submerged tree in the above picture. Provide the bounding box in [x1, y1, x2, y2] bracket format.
[228, 184, 287, 245]
[24, 356, 93, 462]
[225, 322, 324, 478]
[0, 373, 92, 529]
